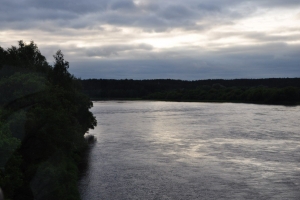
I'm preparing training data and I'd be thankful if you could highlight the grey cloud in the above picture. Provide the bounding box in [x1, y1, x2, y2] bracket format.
[2, 1, 300, 20]
[28, 0, 109, 14]
[197, 4, 221, 12]
[66, 42, 300, 80]
[110, 0, 136, 11]
[2, 0, 299, 32]
[69, 55, 300, 80]
[0, 0, 259, 31]
[159, 5, 195, 20]
[212, 42, 292, 56]
[258, 0, 300, 8]
[99, 2, 228, 31]
[209, 31, 300, 44]
[20, 38, 298, 80]
[69, 59, 214, 80]
[138, 2, 160, 12]
[1, 0, 300, 80]
[243, 32, 300, 43]
[135, 15, 168, 30]
[192, 0, 300, 9]
[85, 44, 153, 57]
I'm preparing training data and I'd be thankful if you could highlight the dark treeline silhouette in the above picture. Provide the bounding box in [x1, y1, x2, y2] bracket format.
[0, 41, 96, 200]
[81, 78, 300, 104]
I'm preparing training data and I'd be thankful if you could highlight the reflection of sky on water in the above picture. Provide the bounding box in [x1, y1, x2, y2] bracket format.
[80, 101, 300, 200]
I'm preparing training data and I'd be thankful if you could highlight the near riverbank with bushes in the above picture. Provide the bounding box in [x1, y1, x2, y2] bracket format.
[0, 41, 96, 200]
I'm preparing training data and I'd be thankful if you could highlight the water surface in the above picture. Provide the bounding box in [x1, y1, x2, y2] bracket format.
[79, 101, 300, 199]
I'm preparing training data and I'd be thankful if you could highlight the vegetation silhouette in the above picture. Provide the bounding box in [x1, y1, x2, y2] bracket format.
[82, 79, 300, 105]
[0, 41, 96, 200]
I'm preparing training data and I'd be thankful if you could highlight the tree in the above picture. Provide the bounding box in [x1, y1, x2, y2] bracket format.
[51, 50, 73, 88]
[0, 41, 96, 199]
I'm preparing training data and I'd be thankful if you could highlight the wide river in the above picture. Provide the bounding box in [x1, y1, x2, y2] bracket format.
[78, 101, 300, 200]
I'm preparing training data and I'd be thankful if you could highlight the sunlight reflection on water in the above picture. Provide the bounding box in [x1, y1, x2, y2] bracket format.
[79, 101, 300, 200]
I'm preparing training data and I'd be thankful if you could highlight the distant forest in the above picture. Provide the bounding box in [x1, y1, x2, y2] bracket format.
[82, 78, 300, 105]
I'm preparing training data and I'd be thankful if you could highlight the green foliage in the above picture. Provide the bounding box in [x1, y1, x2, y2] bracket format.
[0, 114, 21, 170]
[0, 41, 96, 199]
[0, 153, 23, 199]
[50, 50, 70, 86]
[0, 72, 47, 105]
[0, 41, 50, 73]
[30, 152, 80, 200]
[0, 111, 23, 199]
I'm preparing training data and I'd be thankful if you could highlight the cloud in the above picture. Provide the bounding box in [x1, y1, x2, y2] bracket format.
[29, 0, 108, 14]
[243, 32, 300, 43]
[159, 5, 195, 20]
[70, 55, 300, 80]
[85, 43, 153, 57]
[67, 42, 300, 80]
[1, 0, 299, 33]
[1, 0, 300, 79]
[110, 0, 136, 11]
[259, 0, 300, 8]
[0, 0, 256, 31]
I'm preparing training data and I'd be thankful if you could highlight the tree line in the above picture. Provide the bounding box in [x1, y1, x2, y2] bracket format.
[81, 79, 300, 104]
[0, 41, 96, 200]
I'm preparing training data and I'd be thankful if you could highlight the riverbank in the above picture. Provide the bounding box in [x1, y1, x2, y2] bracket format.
[82, 79, 300, 106]
[90, 98, 299, 106]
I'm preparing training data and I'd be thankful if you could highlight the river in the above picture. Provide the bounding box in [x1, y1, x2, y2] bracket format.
[78, 101, 300, 199]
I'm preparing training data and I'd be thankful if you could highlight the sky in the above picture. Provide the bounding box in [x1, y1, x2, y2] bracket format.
[1, 0, 300, 80]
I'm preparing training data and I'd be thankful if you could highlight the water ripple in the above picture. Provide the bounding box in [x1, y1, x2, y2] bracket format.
[79, 101, 300, 200]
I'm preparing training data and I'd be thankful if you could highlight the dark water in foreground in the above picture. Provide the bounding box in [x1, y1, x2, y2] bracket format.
[78, 101, 300, 200]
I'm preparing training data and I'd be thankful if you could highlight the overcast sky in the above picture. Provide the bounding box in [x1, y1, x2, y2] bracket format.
[1, 0, 300, 80]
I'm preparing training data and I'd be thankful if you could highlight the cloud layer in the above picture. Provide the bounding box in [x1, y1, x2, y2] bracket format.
[1, 0, 300, 79]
